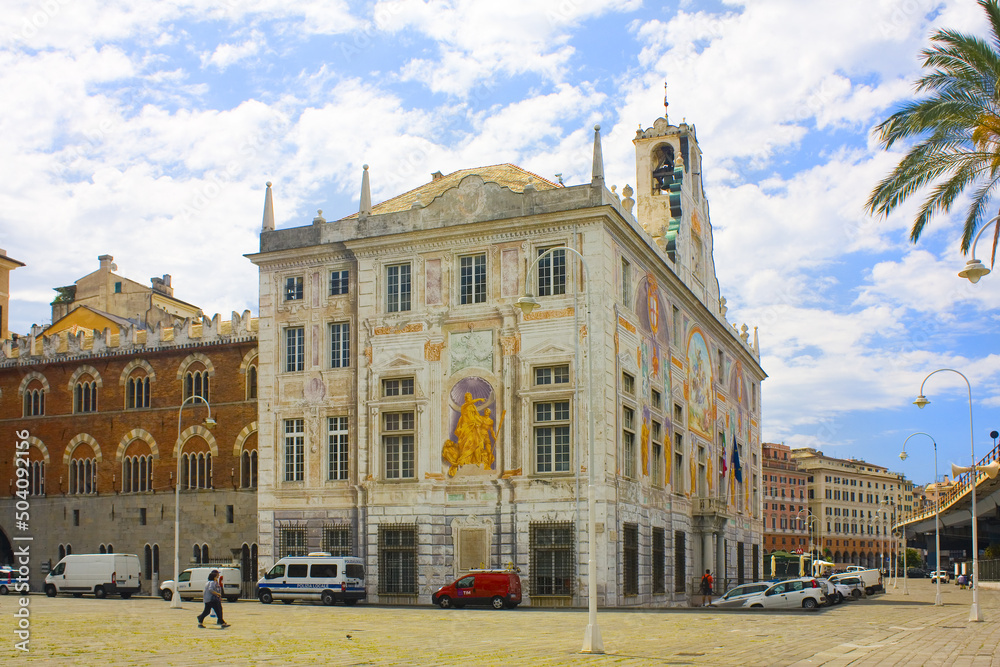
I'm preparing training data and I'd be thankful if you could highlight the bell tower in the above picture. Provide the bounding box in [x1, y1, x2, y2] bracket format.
[633, 113, 720, 311]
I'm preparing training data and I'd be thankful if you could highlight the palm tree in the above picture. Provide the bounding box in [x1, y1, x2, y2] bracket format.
[867, 0, 1000, 264]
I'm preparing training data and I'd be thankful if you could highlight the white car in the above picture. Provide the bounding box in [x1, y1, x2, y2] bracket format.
[815, 578, 851, 604]
[160, 566, 241, 603]
[829, 574, 865, 600]
[709, 582, 770, 608]
[743, 578, 826, 610]
[930, 570, 951, 584]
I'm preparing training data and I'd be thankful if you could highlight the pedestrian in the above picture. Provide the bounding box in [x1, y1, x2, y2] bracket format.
[700, 569, 714, 605]
[958, 573, 967, 590]
[197, 570, 230, 629]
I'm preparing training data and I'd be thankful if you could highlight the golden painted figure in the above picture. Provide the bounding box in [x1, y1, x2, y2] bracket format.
[443, 393, 500, 476]
[641, 417, 650, 477]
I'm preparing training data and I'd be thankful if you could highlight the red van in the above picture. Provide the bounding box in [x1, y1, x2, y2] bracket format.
[432, 569, 522, 609]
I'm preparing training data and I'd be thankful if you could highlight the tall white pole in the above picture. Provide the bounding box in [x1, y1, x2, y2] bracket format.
[901, 433, 940, 605]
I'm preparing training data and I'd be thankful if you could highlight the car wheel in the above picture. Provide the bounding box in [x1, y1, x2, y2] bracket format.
[852, 589, 862, 600]
[46, 585, 57, 597]
[227, 596, 239, 603]
[491, 596, 505, 610]
[802, 598, 818, 610]
[438, 595, 452, 609]
[322, 590, 335, 606]
[865, 587, 875, 596]
[0, 585, 8, 595]
[259, 589, 273, 604]
[94, 586, 107, 599]
[161, 589, 172, 601]
[282, 599, 294, 605]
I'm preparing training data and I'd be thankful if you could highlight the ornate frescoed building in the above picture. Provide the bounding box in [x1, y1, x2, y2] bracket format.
[248, 111, 766, 606]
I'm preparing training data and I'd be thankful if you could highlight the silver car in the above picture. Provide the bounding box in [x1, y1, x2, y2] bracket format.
[709, 582, 770, 608]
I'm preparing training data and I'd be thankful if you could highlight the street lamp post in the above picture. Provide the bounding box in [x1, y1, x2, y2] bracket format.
[172, 395, 215, 610]
[517, 246, 602, 654]
[900, 432, 942, 605]
[958, 214, 1000, 283]
[914, 368, 983, 622]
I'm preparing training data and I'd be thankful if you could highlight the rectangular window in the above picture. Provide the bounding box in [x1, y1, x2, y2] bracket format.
[623, 406, 636, 479]
[621, 257, 631, 306]
[327, 416, 349, 481]
[285, 276, 303, 301]
[652, 421, 663, 487]
[459, 253, 487, 304]
[652, 527, 666, 594]
[285, 327, 305, 372]
[650, 388, 661, 410]
[534, 364, 570, 386]
[279, 527, 307, 558]
[383, 412, 415, 479]
[674, 530, 686, 593]
[139, 508, 147, 526]
[386, 263, 411, 312]
[537, 247, 566, 297]
[534, 401, 570, 473]
[530, 523, 574, 596]
[330, 322, 350, 368]
[673, 433, 685, 494]
[382, 378, 414, 397]
[226, 505, 234, 524]
[378, 525, 417, 595]
[322, 525, 353, 557]
[329, 269, 349, 295]
[623, 523, 638, 595]
[283, 419, 305, 482]
[622, 372, 635, 396]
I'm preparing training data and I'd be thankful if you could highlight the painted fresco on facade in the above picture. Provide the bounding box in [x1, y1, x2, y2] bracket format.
[685, 329, 713, 440]
[442, 376, 501, 477]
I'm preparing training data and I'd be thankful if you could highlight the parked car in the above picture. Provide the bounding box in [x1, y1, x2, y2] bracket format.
[709, 582, 770, 608]
[929, 570, 951, 584]
[828, 575, 865, 601]
[829, 568, 882, 595]
[907, 568, 929, 578]
[815, 578, 851, 605]
[432, 569, 522, 609]
[257, 554, 365, 605]
[743, 577, 826, 610]
[160, 566, 241, 603]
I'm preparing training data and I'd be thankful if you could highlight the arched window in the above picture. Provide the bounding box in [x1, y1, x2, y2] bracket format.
[202, 544, 209, 563]
[99, 544, 106, 554]
[182, 451, 213, 490]
[69, 456, 97, 495]
[153, 544, 160, 577]
[74, 375, 99, 413]
[193, 544, 201, 564]
[192, 544, 210, 564]
[58, 544, 66, 560]
[247, 364, 257, 400]
[122, 440, 154, 494]
[241, 450, 258, 489]
[144, 545, 153, 580]
[28, 460, 45, 496]
[184, 368, 210, 401]
[23, 384, 45, 416]
[126, 373, 150, 409]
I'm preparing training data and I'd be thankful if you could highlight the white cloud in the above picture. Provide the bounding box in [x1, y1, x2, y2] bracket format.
[202, 31, 265, 71]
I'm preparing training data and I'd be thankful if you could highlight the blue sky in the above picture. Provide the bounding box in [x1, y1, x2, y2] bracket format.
[2, 0, 999, 485]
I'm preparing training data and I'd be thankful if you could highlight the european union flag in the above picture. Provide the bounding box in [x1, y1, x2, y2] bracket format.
[731, 440, 743, 484]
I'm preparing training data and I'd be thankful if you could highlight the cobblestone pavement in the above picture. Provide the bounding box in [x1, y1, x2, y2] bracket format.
[2, 579, 999, 665]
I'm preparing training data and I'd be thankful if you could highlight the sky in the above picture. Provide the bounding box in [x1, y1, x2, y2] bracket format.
[2, 0, 999, 486]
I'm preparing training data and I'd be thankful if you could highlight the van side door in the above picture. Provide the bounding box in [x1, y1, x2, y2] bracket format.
[454, 575, 475, 603]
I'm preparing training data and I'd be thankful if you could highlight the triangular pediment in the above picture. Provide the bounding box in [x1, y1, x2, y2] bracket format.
[375, 353, 421, 371]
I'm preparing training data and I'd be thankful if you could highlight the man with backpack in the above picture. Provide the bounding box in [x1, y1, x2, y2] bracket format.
[700, 569, 714, 605]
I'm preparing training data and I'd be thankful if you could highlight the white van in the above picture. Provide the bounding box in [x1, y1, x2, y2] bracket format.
[160, 566, 241, 602]
[44, 554, 141, 599]
[257, 553, 365, 606]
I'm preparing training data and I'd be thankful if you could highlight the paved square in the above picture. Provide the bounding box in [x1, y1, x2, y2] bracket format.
[2, 579, 998, 665]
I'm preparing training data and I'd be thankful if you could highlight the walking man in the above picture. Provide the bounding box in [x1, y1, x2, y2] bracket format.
[197, 570, 230, 628]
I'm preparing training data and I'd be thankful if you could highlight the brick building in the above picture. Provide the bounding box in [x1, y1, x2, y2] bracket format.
[761, 442, 810, 555]
[0, 258, 259, 594]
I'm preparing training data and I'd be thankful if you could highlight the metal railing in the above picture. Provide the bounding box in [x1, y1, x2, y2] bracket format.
[900, 442, 1000, 528]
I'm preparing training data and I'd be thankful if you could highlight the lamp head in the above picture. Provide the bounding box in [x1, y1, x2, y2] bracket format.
[899, 450, 908, 461]
[203, 417, 217, 429]
[913, 395, 930, 409]
[516, 295, 540, 316]
[958, 258, 990, 284]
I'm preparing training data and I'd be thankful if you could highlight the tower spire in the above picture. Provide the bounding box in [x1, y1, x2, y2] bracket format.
[591, 124, 604, 184]
[262, 181, 274, 232]
[360, 164, 372, 217]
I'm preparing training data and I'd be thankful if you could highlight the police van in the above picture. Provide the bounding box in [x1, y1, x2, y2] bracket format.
[257, 553, 365, 606]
